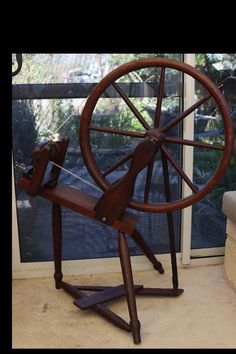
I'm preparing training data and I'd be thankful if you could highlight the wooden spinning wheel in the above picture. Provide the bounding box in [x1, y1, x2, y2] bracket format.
[18, 57, 234, 345]
[80, 57, 234, 214]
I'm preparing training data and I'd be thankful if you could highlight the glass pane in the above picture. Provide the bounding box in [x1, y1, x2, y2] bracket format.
[12, 54, 112, 84]
[12, 53, 183, 262]
[191, 54, 236, 249]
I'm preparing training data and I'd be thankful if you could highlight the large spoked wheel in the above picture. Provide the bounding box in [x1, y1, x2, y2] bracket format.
[80, 58, 234, 213]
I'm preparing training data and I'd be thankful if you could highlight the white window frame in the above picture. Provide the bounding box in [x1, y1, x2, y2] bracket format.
[12, 54, 225, 279]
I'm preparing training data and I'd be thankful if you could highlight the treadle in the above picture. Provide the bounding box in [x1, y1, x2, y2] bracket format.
[74, 284, 143, 309]
[73, 285, 117, 291]
[61, 281, 130, 332]
[135, 287, 184, 296]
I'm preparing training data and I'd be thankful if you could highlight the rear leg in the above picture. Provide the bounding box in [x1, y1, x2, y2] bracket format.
[129, 229, 164, 274]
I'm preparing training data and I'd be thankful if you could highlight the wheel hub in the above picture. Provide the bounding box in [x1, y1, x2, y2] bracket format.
[145, 128, 165, 143]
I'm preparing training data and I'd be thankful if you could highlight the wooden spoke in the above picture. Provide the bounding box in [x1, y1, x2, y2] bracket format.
[143, 162, 154, 203]
[162, 93, 211, 133]
[154, 67, 165, 128]
[112, 82, 150, 130]
[89, 125, 145, 138]
[102, 150, 133, 177]
[161, 146, 198, 193]
[165, 136, 224, 151]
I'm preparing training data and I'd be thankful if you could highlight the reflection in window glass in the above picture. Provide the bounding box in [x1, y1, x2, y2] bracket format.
[13, 53, 183, 262]
[191, 54, 236, 249]
[12, 53, 182, 85]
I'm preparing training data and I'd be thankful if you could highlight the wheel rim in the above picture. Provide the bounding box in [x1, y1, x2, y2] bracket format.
[80, 57, 234, 213]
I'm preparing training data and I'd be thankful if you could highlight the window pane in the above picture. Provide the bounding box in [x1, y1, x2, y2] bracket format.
[191, 54, 236, 249]
[13, 53, 183, 262]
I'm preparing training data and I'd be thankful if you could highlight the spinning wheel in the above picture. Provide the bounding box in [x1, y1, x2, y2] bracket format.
[80, 57, 233, 213]
[18, 57, 234, 345]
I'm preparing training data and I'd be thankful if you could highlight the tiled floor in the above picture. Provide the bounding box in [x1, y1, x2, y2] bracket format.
[12, 264, 236, 349]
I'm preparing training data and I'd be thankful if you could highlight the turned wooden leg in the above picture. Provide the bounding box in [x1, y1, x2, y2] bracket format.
[166, 211, 178, 289]
[161, 151, 179, 290]
[130, 229, 164, 274]
[52, 203, 63, 289]
[118, 231, 141, 344]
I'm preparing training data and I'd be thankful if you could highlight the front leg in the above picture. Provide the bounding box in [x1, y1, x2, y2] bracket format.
[52, 203, 63, 289]
[119, 231, 141, 344]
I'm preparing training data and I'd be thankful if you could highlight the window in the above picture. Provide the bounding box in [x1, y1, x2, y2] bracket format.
[191, 54, 236, 251]
[12, 53, 236, 270]
[12, 53, 183, 262]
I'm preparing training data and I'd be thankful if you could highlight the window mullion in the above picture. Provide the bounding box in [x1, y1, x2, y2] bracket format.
[181, 54, 195, 265]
